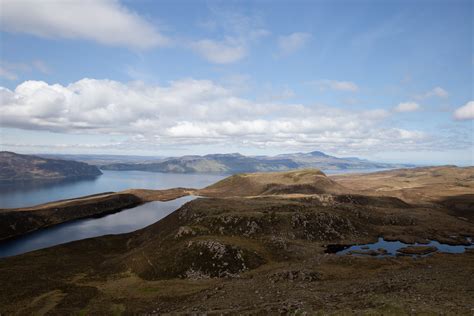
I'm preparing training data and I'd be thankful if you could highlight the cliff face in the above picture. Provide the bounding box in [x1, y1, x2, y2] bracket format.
[0, 151, 102, 181]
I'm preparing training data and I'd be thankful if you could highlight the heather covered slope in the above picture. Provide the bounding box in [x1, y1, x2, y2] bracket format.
[105, 193, 473, 282]
[0, 187, 473, 314]
[0, 151, 102, 181]
[198, 169, 346, 197]
[0, 167, 473, 314]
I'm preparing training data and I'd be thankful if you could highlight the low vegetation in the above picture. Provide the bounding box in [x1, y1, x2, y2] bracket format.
[198, 169, 346, 197]
[0, 166, 473, 314]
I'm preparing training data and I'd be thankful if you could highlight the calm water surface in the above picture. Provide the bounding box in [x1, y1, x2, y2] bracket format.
[335, 237, 474, 256]
[0, 168, 387, 209]
[0, 168, 388, 258]
[0, 195, 196, 258]
[0, 170, 225, 209]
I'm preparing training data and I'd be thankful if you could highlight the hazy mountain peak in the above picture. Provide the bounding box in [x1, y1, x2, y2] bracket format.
[308, 150, 330, 157]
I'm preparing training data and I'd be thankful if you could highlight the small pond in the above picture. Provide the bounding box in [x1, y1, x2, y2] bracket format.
[326, 237, 474, 257]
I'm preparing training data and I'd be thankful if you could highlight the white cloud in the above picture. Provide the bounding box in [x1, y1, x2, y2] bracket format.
[429, 87, 449, 98]
[415, 86, 449, 100]
[277, 32, 311, 56]
[0, 0, 168, 49]
[394, 102, 420, 112]
[310, 80, 359, 92]
[191, 39, 247, 64]
[0, 78, 441, 154]
[453, 101, 474, 121]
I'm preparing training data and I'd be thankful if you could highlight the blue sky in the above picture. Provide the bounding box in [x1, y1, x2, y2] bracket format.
[0, 0, 472, 165]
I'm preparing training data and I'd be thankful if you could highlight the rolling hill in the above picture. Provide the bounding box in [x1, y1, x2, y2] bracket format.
[0, 167, 473, 314]
[199, 169, 346, 197]
[100, 150, 413, 174]
[0, 151, 102, 181]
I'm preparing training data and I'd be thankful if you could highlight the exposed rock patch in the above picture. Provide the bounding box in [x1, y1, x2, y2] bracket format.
[177, 240, 265, 279]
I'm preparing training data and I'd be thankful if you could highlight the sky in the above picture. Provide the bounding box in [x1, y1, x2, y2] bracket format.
[0, 0, 472, 165]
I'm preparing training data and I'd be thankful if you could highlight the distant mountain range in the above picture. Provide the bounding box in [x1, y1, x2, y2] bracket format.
[0, 152, 102, 181]
[37, 154, 166, 166]
[99, 151, 414, 174]
[2, 150, 415, 178]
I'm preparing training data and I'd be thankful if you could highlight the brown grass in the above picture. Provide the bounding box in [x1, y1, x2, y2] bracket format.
[199, 168, 347, 197]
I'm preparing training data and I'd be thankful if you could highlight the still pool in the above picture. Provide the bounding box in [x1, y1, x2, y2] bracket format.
[328, 237, 474, 257]
[0, 196, 196, 258]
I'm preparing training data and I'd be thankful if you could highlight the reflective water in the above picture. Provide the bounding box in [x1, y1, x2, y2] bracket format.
[0, 170, 225, 209]
[0, 168, 390, 258]
[0, 195, 196, 258]
[0, 168, 388, 209]
[334, 237, 474, 256]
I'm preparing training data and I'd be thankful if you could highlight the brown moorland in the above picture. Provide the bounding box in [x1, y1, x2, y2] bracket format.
[331, 165, 474, 203]
[0, 167, 473, 314]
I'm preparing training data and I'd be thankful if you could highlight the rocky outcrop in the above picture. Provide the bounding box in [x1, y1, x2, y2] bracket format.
[0, 167, 473, 314]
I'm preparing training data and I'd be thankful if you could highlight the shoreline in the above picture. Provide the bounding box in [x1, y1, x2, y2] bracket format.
[0, 188, 194, 241]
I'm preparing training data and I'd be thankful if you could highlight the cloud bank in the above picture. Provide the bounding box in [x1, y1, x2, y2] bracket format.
[0, 78, 449, 154]
[0, 0, 168, 49]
